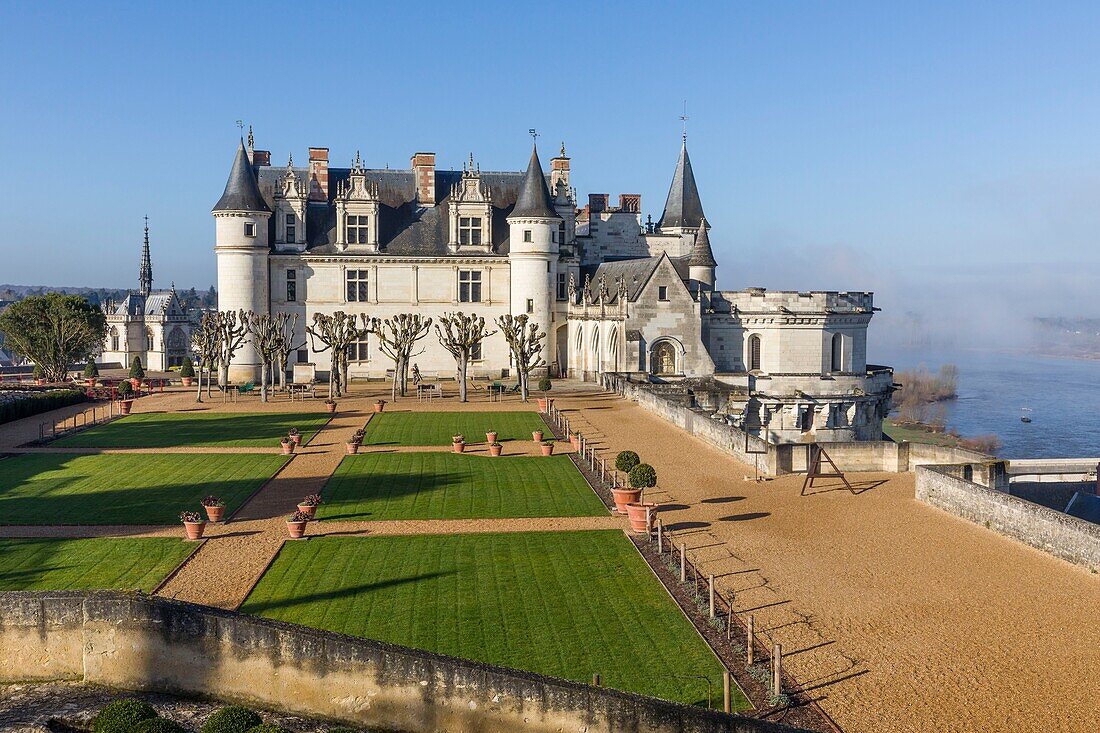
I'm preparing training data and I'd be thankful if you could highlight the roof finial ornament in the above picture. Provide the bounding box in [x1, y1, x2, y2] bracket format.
[247, 124, 254, 151]
[560, 141, 566, 157]
[529, 128, 539, 144]
[680, 100, 689, 144]
[235, 119, 244, 136]
[287, 152, 293, 167]
[352, 150, 363, 171]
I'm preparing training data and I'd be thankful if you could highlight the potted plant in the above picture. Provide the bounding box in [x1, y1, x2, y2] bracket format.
[286, 510, 311, 539]
[288, 428, 302, 446]
[488, 441, 503, 457]
[486, 430, 498, 444]
[32, 364, 45, 386]
[280, 436, 295, 455]
[345, 436, 360, 454]
[325, 399, 337, 414]
[625, 502, 659, 534]
[297, 494, 322, 518]
[83, 361, 99, 387]
[569, 430, 581, 451]
[628, 463, 658, 499]
[537, 377, 553, 411]
[180, 510, 206, 540]
[540, 440, 555, 457]
[201, 496, 226, 523]
[452, 434, 466, 453]
[116, 380, 134, 414]
[374, 399, 386, 413]
[179, 357, 195, 387]
[129, 357, 145, 389]
[532, 428, 544, 443]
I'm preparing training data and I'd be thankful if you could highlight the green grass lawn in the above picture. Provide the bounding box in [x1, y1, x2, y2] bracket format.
[0, 538, 194, 591]
[319, 453, 605, 521]
[0, 453, 288, 525]
[883, 417, 961, 447]
[240, 531, 740, 708]
[53, 412, 331, 448]
[361, 411, 546, 446]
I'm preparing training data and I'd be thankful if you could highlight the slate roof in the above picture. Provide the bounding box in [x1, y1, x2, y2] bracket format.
[112, 291, 180, 318]
[510, 145, 559, 220]
[657, 142, 705, 230]
[580, 256, 663, 304]
[213, 140, 271, 213]
[689, 217, 717, 268]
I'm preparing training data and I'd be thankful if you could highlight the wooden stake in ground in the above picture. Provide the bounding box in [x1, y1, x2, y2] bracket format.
[747, 615, 755, 665]
[772, 643, 782, 696]
[723, 670, 731, 713]
[680, 543, 686, 582]
[709, 574, 715, 618]
[801, 443, 856, 495]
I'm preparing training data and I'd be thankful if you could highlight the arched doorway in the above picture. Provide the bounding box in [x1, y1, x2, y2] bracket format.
[166, 326, 188, 368]
[651, 340, 677, 376]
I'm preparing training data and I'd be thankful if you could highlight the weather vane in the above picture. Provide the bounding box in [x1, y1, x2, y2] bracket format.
[680, 101, 689, 143]
[235, 119, 244, 133]
[529, 128, 539, 142]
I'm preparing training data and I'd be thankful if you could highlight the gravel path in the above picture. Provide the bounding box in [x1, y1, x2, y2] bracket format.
[557, 389, 1100, 733]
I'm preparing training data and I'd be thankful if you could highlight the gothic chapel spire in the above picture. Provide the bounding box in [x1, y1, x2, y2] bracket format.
[139, 216, 153, 297]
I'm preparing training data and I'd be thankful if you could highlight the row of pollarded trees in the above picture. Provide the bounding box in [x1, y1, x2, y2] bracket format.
[188, 309, 547, 403]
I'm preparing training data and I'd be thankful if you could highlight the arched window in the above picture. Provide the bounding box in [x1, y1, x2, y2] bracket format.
[591, 326, 600, 356]
[607, 328, 618, 357]
[748, 334, 762, 372]
[651, 341, 677, 376]
[831, 333, 843, 372]
[145, 329, 154, 351]
[575, 326, 583, 352]
[109, 327, 119, 352]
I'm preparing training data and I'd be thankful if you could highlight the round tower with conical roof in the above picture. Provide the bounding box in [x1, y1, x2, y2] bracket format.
[213, 138, 271, 383]
[508, 143, 561, 369]
[689, 217, 717, 290]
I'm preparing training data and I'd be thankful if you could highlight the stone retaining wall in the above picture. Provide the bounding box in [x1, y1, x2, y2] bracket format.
[915, 466, 1100, 569]
[0, 592, 805, 733]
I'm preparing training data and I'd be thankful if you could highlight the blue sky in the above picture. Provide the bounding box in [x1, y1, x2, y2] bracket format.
[3, 1, 1100, 341]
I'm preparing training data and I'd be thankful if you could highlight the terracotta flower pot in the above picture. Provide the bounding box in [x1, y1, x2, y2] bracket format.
[130, 378, 141, 390]
[281, 441, 294, 455]
[286, 520, 308, 539]
[374, 401, 386, 413]
[290, 434, 302, 446]
[181, 377, 193, 387]
[453, 441, 466, 454]
[570, 435, 580, 451]
[540, 443, 554, 456]
[85, 378, 95, 387]
[345, 441, 359, 455]
[117, 399, 133, 415]
[625, 502, 658, 534]
[325, 402, 337, 414]
[183, 521, 206, 540]
[489, 443, 503, 457]
[204, 505, 225, 523]
[296, 504, 318, 519]
[611, 487, 643, 514]
[538, 397, 553, 412]
[486, 431, 498, 443]
[532, 429, 543, 443]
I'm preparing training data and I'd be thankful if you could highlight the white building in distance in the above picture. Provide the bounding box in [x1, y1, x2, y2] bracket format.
[214, 132, 893, 442]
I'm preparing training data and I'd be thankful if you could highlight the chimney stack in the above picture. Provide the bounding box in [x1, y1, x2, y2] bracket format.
[619, 194, 641, 213]
[308, 147, 329, 202]
[411, 152, 436, 206]
[551, 145, 571, 191]
[252, 150, 271, 167]
[589, 193, 608, 214]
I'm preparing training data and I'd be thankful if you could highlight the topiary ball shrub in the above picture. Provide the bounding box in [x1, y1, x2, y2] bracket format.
[615, 450, 640, 473]
[134, 719, 187, 733]
[92, 699, 158, 733]
[117, 380, 133, 398]
[628, 463, 657, 489]
[246, 725, 291, 733]
[538, 377, 552, 392]
[201, 706, 263, 733]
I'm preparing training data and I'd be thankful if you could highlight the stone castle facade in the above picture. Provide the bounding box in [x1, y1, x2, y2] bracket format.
[214, 133, 893, 442]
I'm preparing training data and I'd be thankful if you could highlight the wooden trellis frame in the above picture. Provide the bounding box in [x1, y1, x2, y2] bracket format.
[801, 443, 855, 495]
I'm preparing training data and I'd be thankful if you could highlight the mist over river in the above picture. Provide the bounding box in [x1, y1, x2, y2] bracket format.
[880, 347, 1100, 459]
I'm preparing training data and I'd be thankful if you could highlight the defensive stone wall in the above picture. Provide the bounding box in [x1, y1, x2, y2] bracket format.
[915, 466, 1100, 569]
[0, 592, 805, 733]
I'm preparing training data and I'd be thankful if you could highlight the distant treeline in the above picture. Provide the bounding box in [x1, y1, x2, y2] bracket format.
[0, 285, 216, 312]
[893, 364, 1001, 454]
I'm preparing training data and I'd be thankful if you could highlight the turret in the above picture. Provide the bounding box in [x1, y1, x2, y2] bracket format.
[213, 137, 271, 383]
[688, 217, 717, 290]
[657, 139, 705, 236]
[138, 217, 153, 297]
[508, 143, 561, 368]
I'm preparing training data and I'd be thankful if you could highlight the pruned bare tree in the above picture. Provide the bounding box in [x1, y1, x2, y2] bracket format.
[242, 312, 285, 402]
[365, 314, 433, 399]
[496, 313, 545, 401]
[190, 311, 220, 402]
[211, 310, 248, 388]
[306, 312, 362, 400]
[271, 313, 305, 390]
[435, 312, 496, 402]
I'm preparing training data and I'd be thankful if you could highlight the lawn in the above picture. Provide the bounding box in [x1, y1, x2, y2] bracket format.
[319, 453, 606, 520]
[0, 453, 288, 525]
[883, 417, 961, 447]
[0, 538, 194, 591]
[240, 531, 740, 708]
[53, 412, 331, 448]
[360, 411, 546, 446]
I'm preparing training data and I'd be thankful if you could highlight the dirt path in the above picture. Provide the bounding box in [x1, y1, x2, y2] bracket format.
[557, 389, 1100, 733]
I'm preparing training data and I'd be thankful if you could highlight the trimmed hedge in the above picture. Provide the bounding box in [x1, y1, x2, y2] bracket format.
[92, 699, 158, 733]
[0, 389, 87, 426]
[201, 706, 263, 733]
[615, 450, 640, 473]
[134, 719, 187, 733]
[245, 725, 290, 733]
[628, 463, 657, 489]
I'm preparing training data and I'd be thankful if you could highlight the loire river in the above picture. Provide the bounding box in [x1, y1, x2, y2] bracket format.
[880, 347, 1100, 459]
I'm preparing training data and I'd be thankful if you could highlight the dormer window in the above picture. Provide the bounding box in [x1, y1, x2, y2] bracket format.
[346, 215, 369, 244]
[244, 222, 256, 237]
[459, 217, 483, 245]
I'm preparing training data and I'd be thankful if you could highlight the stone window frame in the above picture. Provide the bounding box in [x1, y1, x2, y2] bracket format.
[658, 285, 669, 301]
[458, 217, 483, 246]
[244, 222, 256, 237]
[459, 270, 483, 303]
[285, 213, 296, 243]
[286, 269, 297, 303]
[747, 333, 763, 372]
[345, 215, 369, 245]
[346, 269, 369, 303]
[346, 336, 369, 362]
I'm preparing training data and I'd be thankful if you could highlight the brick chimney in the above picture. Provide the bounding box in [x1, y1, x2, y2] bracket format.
[252, 150, 271, 166]
[588, 193, 608, 214]
[308, 147, 329, 202]
[411, 152, 436, 206]
[619, 194, 641, 213]
[551, 149, 570, 191]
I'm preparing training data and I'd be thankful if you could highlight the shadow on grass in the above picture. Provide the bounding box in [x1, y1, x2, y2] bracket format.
[241, 571, 454, 614]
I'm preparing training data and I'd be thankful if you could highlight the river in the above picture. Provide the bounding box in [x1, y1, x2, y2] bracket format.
[879, 347, 1100, 459]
